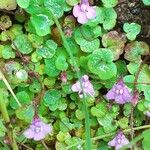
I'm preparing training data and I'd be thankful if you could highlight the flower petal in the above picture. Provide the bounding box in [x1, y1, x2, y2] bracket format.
[73, 5, 82, 18]
[33, 132, 45, 141]
[115, 95, 126, 104]
[122, 136, 129, 145]
[106, 90, 116, 100]
[77, 12, 88, 24]
[123, 88, 132, 102]
[86, 7, 96, 19]
[84, 84, 95, 96]
[108, 137, 116, 147]
[23, 128, 34, 139]
[43, 124, 52, 134]
[82, 75, 89, 81]
[72, 81, 81, 92]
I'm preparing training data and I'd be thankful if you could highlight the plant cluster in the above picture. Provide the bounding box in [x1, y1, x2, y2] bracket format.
[0, 0, 150, 150]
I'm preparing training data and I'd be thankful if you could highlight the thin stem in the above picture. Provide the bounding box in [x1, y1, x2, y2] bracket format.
[0, 90, 10, 123]
[18, 143, 34, 150]
[66, 124, 150, 149]
[51, 13, 92, 150]
[0, 90, 19, 150]
[12, 131, 19, 150]
[0, 70, 21, 107]
[130, 57, 148, 150]
[41, 140, 49, 150]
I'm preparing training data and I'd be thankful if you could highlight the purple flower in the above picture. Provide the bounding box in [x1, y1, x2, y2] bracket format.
[106, 80, 132, 104]
[108, 131, 129, 150]
[71, 75, 95, 98]
[73, 0, 96, 24]
[132, 90, 139, 106]
[23, 117, 52, 141]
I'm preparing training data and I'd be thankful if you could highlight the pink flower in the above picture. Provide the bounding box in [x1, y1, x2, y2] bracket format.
[71, 75, 95, 98]
[106, 80, 132, 104]
[73, 0, 96, 24]
[108, 131, 129, 150]
[132, 90, 139, 106]
[60, 72, 67, 83]
[23, 117, 52, 141]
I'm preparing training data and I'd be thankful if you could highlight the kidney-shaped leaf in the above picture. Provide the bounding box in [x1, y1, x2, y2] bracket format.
[31, 14, 53, 36]
[14, 34, 33, 54]
[102, 31, 126, 60]
[88, 49, 117, 80]
[124, 41, 149, 62]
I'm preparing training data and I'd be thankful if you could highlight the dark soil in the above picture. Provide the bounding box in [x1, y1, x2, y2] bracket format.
[115, 0, 150, 44]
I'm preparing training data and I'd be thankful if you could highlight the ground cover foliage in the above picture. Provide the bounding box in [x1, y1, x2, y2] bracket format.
[0, 0, 150, 150]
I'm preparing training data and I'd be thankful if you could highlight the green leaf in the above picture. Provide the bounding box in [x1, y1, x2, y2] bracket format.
[10, 91, 31, 109]
[123, 75, 135, 89]
[55, 55, 68, 71]
[0, 120, 6, 137]
[43, 89, 61, 111]
[28, 33, 44, 48]
[80, 39, 100, 53]
[29, 79, 41, 93]
[117, 117, 128, 129]
[0, 0, 17, 10]
[17, 0, 30, 8]
[44, 57, 60, 77]
[116, 60, 127, 76]
[14, 34, 33, 54]
[66, 0, 79, 6]
[10, 24, 23, 37]
[124, 41, 149, 62]
[0, 45, 15, 59]
[123, 23, 141, 41]
[102, 0, 118, 8]
[138, 65, 150, 92]
[31, 14, 53, 36]
[44, 0, 64, 18]
[97, 114, 117, 133]
[123, 103, 132, 116]
[80, 25, 102, 40]
[142, 0, 150, 5]
[142, 129, 150, 150]
[58, 98, 67, 111]
[127, 62, 140, 74]
[31, 52, 42, 62]
[102, 8, 117, 30]
[137, 100, 145, 112]
[0, 15, 12, 29]
[16, 105, 34, 123]
[44, 77, 56, 88]
[75, 109, 85, 120]
[102, 31, 126, 60]
[74, 27, 100, 53]
[98, 141, 109, 150]
[88, 49, 117, 80]
[37, 40, 57, 58]
[91, 102, 107, 118]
